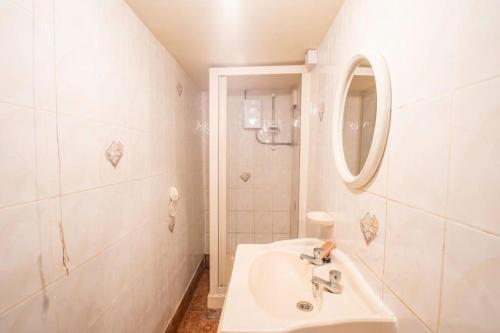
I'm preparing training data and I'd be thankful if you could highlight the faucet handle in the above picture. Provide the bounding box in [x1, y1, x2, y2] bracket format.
[313, 247, 324, 258]
[313, 248, 331, 264]
[329, 270, 342, 283]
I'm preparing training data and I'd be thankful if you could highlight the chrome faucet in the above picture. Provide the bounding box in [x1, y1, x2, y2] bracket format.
[311, 269, 342, 297]
[300, 247, 331, 266]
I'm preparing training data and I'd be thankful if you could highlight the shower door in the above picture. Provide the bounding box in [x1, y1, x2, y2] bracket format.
[208, 66, 309, 308]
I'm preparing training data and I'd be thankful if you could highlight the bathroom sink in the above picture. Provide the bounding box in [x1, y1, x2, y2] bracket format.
[219, 238, 396, 333]
[249, 250, 322, 320]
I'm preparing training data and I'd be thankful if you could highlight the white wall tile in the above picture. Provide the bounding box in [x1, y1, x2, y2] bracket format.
[86, 283, 141, 333]
[236, 189, 253, 211]
[255, 233, 273, 244]
[272, 147, 292, 168]
[370, 0, 457, 108]
[236, 211, 254, 233]
[272, 167, 292, 190]
[54, 0, 128, 127]
[253, 166, 274, 189]
[452, 0, 500, 87]
[224, 91, 298, 257]
[384, 201, 445, 330]
[34, 110, 60, 199]
[255, 211, 272, 234]
[307, 1, 500, 331]
[0, 291, 59, 333]
[227, 189, 237, 210]
[58, 114, 130, 194]
[61, 183, 132, 269]
[236, 233, 254, 245]
[383, 288, 432, 333]
[448, 78, 500, 235]
[254, 189, 272, 211]
[272, 233, 290, 242]
[272, 211, 290, 234]
[346, 253, 383, 299]
[0, 1, 33, 107]
[227, 232, 236, 255]
[387, 97, 451, 216]
[51, 235, 134, 332]
[0, 103, 36, 207]
[0, 200, 60, 314]
[227, 211, 237, 233]
[273, 189, 291, 211]
[439, 221, 500, 333]
[129, 129, 152, 179]
[1, 0, 204, 331]
[33, 0, 56, 112]
[333, 192, 387, 277]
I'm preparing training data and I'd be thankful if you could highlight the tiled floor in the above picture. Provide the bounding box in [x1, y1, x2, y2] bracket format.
[177, 270, 219, 333]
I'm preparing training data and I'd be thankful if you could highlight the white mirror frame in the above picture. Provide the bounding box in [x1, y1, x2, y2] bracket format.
[332, 51, 391, 189]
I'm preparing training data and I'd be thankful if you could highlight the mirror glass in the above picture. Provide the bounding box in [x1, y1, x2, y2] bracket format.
[342, 61, 377, 176]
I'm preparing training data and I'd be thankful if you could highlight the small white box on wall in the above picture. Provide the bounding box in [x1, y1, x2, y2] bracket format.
[305, 49, 318, 70]
[243, 99, 262, 129]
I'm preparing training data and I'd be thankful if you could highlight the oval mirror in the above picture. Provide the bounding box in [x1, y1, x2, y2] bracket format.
[333, 52, 391, 188]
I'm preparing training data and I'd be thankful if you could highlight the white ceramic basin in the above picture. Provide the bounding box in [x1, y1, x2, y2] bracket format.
[219, 238, 396, 333]
[249, 250, 322, 320]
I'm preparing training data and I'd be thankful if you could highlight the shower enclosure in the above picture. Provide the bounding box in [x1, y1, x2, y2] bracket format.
[208, 66, 310, 309]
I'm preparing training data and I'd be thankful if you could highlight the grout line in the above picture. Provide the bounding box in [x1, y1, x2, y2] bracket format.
[56, 173, 169, 198]
[0, 217, 153, 318]
[50, 0, 64, 329]
[389, 72, 500, 112]
[0, 171, 164, 211]
[355, 253, 384, 284]
[54, 108, 164, 135]
[354, 253, 434, 331]
[383, 281, 435, 332]
[446, 218, 500, 239]
[30, 0, 54, 326]
[381, 128, 391, 296]
[443, 86, 455, 221]
[365, 190, 447, 218]
[436, 219, 448, 333]
[84, 247, 179, 332]
[381, 197, 388, 300]
[0, 99, 41, 111]
[363, 189, 500, 239]
[435, 77, 456, 332]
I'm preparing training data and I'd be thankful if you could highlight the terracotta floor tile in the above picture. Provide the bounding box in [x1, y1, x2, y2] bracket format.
[177, 270, 219, 332]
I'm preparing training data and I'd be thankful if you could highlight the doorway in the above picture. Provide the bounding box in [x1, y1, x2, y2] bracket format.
[208, 66, 310, 309]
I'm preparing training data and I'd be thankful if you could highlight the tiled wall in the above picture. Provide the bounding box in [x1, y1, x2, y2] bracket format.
[226, 90, 299, 255]
[307, 1, 500, 333]
[201, 92, 210, 254]
[0, 0, 204, 332]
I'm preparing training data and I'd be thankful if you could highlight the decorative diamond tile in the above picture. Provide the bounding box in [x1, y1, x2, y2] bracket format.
[360, 212, 379, 246]
[239, 172, 251, 182]
[105, 140, 123, 168]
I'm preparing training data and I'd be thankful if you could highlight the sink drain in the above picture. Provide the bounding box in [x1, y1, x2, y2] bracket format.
[296, 301, 313, 312]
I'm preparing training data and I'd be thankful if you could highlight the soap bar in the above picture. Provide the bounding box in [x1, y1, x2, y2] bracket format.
[320, 240, 336, 259]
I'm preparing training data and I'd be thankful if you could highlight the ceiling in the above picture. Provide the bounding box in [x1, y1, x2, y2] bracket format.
[125, 0, 344, 89]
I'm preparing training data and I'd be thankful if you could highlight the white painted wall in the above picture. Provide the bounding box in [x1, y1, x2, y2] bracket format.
[0, 0, 204, 331]
[307, 1, 500, 332]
